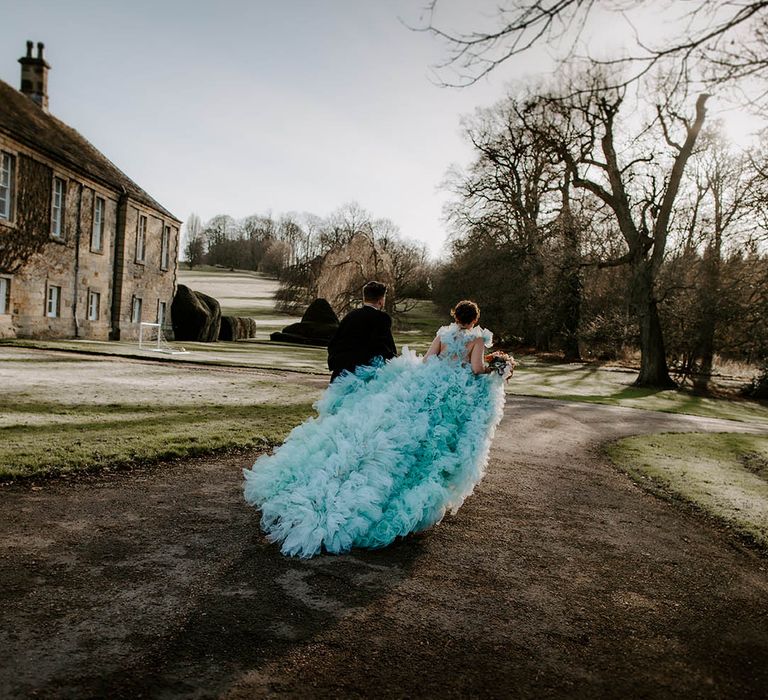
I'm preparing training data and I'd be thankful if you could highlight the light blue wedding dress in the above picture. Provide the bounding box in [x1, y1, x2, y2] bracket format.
[243, 323, 507, 558]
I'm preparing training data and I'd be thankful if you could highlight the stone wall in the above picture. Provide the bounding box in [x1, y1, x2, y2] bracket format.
[113, 203, 177, 341]
[74, 185, 116, 340]
[0, 132, 178, 340]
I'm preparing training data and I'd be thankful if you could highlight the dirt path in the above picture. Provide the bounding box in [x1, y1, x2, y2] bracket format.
[1, 397, 767, 699]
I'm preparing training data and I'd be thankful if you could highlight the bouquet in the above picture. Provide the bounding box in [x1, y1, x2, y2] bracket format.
[484, 351, 516, 380]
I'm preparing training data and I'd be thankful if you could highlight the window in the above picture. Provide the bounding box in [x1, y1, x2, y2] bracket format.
[161, 225, 170, 270]
[131, 296, 142, 323]
[92, 196, 105, 251]
[51, 177, 65, 238]
[0, 152, 15, 222]
[135, 215, 147, 262]
[46, 285, 61, 318]
[0, 276, 10, 314]
[87, 290, 100, 321]
[157, 300, 167, 327]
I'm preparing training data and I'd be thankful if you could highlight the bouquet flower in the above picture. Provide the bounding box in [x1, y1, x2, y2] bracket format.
[484, 351, 516, 380]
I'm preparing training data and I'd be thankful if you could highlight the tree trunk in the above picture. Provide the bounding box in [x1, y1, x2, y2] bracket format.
[693, 215, 723, 393]
[632, 263, 676, 388]
[693, 324, 715, 393]
[693, 248, 718, 393]
[523, 226, 545, 348]
[558, 183, 582, 362]
[560, 267, 582, 361]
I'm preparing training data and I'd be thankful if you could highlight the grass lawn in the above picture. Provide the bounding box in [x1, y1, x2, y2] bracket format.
[178, 266, 300, 338]
[178, 266, 288, 314]
[394, 299, 449, 354]
[6, 346, 767, 427]
[179, 266, 449, 349]
[607, 432, 768, 549]
[3, 265, 766, 484]
[507, 360, 768, 424]
[3, 337, 331, 373]
[1, 402, 315, 480]
[1, 275, 447, 373]
[0, 347, 321, 480]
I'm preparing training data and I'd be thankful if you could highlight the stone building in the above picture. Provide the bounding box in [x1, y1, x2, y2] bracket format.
[0, 41, 180, 340]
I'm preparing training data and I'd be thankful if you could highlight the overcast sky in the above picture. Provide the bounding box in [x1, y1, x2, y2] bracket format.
[1, 1, 761, 256]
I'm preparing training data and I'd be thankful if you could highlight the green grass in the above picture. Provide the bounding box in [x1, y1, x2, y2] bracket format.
[508, 360, 768, 424]
[0, 346, 323, 480]
[177, 267, 297, 321]
[2, 337, 331, 373]
[393, 300, 447, 354]
[606, 432, 768, 549]
[1, 401, 315, 480]
[154, 266, 768, 423]
[5, 345, 766, 425]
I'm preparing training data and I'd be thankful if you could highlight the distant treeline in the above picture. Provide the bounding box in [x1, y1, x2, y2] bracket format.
[181, 202, 433, 312]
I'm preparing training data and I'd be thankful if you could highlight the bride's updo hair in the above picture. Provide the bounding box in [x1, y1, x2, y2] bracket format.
[452, 300, 480, 325]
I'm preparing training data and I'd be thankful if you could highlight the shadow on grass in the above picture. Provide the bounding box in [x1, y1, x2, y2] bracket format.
[0, 356, 86, 363]
[1, 402, 316, 480]
[606, 432, 768, 551]
[610, 385, 671, 400]
[538, 393, 767, 423]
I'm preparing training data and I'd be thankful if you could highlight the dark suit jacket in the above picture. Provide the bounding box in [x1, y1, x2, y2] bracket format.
[327, 305, 397, 381]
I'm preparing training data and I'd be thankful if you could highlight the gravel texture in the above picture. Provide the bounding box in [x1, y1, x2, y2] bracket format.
[1, 396, 767, 699]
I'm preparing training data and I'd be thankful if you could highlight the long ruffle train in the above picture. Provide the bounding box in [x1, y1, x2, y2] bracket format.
[243, 337, 506, 558]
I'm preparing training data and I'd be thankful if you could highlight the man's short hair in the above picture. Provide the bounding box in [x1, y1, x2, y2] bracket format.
[363, 281, 387, 301]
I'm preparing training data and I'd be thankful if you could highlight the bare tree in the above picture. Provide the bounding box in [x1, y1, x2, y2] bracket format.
[552, 167, 585, 360]
[295, 212, 324, 262]
[184, 235, 205, 269]
[240, 214, 277, 242]
[182, 212, 205, 269]
[689, 128, 760, 389]
[419, 1, 768, 92]
[321, 202, 374, 250]
[519, 72, 710, 386]
[377, 232, 431, 313]
[201, 214, 239, 269]
[277, 214, 305, 267]
[448, 100, 584, 353]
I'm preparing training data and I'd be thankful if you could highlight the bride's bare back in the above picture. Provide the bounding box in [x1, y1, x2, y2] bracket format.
[424, 324, 488, 375]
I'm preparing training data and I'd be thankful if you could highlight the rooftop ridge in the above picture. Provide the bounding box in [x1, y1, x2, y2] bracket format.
[0, 78, 180, 222]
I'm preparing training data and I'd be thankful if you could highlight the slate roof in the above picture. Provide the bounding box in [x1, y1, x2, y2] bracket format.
[0, 79, 179, 221]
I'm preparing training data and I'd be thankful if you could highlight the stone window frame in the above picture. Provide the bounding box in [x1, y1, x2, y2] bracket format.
[160, 224, 170, 270]
[46, 283, 61, 318]
[0, 149, 17, 227]
[131, 295, 142, 324]
[157, 299, 167, 328]
[51, 174, 66, 240]
[135, 214, 147, 264]
[0, 275, 11, 315]
[87, 289, 101, 321]
[91, 195, 105, 253]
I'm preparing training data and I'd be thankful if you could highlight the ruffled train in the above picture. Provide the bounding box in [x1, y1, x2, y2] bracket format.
[243, 346, 506, 558]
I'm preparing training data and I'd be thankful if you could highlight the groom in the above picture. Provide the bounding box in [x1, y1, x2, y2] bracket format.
[327, 281, 397, 382]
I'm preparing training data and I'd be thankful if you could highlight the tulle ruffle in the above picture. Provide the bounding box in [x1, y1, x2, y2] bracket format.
[243, 345, 506, 558]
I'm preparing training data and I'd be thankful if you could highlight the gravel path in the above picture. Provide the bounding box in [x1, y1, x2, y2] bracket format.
[1, 396, 767, 699]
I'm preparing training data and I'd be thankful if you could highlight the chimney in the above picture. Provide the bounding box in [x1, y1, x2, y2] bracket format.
[18, 40, 51, 111]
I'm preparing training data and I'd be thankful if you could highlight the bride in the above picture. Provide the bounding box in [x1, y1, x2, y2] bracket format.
[243, 300, 513, 558]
